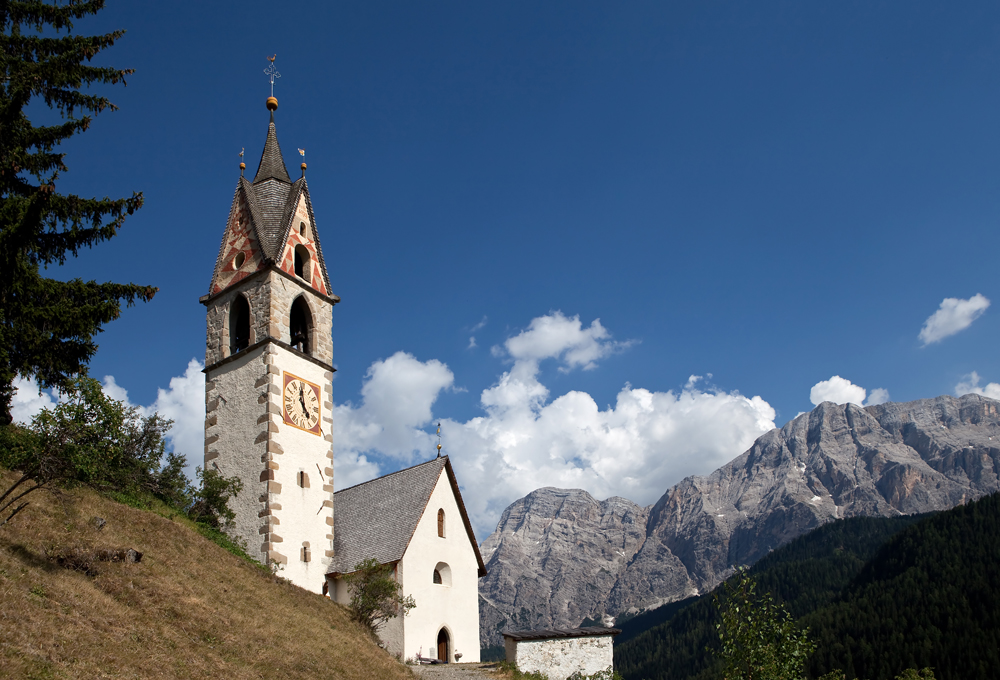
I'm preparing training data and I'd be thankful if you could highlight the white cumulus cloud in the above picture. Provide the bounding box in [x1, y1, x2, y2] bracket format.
[10, 375, 58, 424]
[865, 387, 891, 406]
[331, 352, 455, 486]
[919, 294, 990, 346]
[810, 375, 889, 407]
[140, 360, 207, 476]
[955, 372, 1000, 400]
[335, 312, 776, 537]
[499, 311, 634, 374]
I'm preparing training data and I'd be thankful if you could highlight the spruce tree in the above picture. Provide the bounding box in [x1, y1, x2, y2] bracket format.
[0, 0, 157, 424]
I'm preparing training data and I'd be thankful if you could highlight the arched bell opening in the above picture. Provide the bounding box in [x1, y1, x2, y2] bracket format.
[229, 294, 251, 355]
[289, 296, 313, 355]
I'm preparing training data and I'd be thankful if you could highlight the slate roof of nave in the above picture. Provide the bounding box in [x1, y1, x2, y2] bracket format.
[209, 109, 332, 296]
[328, 456, 487, 578]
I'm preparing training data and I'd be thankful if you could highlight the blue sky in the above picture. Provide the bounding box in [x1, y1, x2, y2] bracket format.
[13, 1, 1000, 536]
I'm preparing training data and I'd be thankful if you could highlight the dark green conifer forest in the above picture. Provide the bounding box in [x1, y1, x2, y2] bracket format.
[616, 494, 1000, 680]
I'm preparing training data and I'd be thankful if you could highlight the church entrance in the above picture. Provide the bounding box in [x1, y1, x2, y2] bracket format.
[437, 628, 450, 663]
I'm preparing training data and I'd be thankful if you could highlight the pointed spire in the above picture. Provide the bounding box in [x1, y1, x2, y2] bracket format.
[253, 99, 291, 184]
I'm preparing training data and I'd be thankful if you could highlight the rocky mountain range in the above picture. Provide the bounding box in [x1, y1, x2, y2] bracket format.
[477, 394, 1000, 649]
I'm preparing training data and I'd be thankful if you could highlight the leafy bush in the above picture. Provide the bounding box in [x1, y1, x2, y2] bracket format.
[0, 377, 240, 530]
[188, 466, 243, 529]
[343, 557, 416, 635]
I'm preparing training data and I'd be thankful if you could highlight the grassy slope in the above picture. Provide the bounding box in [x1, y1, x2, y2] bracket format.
[0, 472, 414, 679]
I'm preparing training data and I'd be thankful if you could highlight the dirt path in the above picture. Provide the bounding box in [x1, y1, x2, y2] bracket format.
[410, 661, 505, 679]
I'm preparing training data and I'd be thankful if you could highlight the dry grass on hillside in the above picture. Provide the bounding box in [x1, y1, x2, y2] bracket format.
[0, 471, 414, 679]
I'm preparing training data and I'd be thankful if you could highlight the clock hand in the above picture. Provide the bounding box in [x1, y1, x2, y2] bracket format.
[299, 385, 309, 419]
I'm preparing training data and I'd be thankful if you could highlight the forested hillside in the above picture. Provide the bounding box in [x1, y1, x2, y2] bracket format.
[617, 492, 1000, 680]
[615, 513, 925, 680]
[805, 492, 1000, 679]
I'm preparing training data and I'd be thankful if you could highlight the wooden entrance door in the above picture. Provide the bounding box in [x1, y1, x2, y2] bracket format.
[437, 628, 449, 663]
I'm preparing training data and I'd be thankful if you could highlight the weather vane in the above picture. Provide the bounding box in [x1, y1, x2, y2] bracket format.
[436, 422, 442, 458]
[264, 54, 280, 97]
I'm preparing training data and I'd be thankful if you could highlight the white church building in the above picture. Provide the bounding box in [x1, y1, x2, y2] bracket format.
[201, 94, 485, 662]
[326, 456, 486, 663]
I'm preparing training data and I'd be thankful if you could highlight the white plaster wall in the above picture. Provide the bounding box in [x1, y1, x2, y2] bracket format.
[399, 469, 481, 663]
[509, 636, 615, 680]
[269, 345, 334, 593]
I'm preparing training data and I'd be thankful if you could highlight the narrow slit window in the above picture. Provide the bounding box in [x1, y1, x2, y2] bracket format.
[298, 471, 310, 488]
[437, 508, 445, 538]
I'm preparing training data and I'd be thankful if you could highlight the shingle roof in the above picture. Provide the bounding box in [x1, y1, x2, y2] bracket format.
[502, 627, 622, 641]
[328, 456, 487, 578]
[253, 113, 291, 183]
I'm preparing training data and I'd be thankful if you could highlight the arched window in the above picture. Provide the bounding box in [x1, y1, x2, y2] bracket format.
[433, 562, 451, 586]
[437, 508, 445, 538]
[294, 244, 311, 281]
[290, 296, 312, 355]
[229, 295, 250, 355]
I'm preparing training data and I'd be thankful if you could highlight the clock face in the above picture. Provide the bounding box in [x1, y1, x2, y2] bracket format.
[282, 372, 321, 434]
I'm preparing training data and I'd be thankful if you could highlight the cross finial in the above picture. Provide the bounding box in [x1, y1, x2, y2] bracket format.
[264, 54, 280, 98]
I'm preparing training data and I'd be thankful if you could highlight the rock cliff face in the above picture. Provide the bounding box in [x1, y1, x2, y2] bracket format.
[478, 394, 1000, 648]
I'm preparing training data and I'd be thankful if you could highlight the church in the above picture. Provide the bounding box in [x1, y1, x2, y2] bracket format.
[200, 94, 485, 662]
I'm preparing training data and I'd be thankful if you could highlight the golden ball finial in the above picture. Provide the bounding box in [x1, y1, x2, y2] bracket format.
[266, 96, 278, 111]
[239, 162, 246, 170]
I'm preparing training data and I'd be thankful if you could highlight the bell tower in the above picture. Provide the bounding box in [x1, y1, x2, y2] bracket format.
[200, 94, 338, 592]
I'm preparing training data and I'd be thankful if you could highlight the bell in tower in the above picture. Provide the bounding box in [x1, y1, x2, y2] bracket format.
[199, 87, 340, 593]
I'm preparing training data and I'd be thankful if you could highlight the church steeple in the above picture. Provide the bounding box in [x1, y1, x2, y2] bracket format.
[201, 80, 337, 594]
[205, 96, 333, 300]
[254, 100, 291, 184]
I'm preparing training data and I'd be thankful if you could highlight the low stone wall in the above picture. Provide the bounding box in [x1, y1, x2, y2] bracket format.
[503, 627, 618, 680]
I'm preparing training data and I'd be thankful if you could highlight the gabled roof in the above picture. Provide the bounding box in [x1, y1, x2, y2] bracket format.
[328, 456, 487, 578]
[503, 627, 621, 641]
